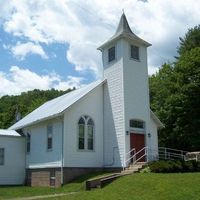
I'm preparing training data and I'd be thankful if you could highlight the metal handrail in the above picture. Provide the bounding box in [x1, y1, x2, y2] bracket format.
[126, 147, 147, 165]
[125, 148, 136, 162]
[159, 147, 188, 153]
[132, 147, 148, 165]
[126, 148, 136, 157]
[185, 153, 199, 161]
[159, 153, 184, 158]
[158, 147, 188, 161]
[124, 146, 189, 170]
[123, 148, 136, 170]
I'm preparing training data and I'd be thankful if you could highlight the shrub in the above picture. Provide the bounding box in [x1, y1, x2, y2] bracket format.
[148, 161, 173, 173]
[170, 160, 183, 172]
[181, 160, 194, 172]
[140, 166, 151, 173]
[148, 160, 200, 173]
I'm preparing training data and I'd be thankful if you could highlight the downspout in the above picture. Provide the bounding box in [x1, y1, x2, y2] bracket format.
[102, 82, 105, 167]
[24, 134, 27, 184]
[19, 129, 27, 185]
[60, 118, 64, 186]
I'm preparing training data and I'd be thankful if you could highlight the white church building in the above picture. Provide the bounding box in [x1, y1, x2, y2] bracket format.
[1, 14, 163, 187]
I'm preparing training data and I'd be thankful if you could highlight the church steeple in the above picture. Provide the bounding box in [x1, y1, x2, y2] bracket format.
[115, 13, 133, 35]
[98, 13, 151, 51]
[99, 13, 152, 168]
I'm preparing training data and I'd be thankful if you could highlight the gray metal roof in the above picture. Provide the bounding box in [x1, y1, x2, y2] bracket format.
[0, 129, 21, 137]
[9, 79, 105, 130]
[98, 13, 151, 50]
[115, 13, 134, 35]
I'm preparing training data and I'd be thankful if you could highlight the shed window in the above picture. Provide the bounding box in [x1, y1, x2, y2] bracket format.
[78, 115, 94, 150]
[47, 124, 53, 150]
[27, 133, 31, 153]
[130, 120, 144, 129]
[130, 45, 139, 60]
[108, 46, 115, 62]
[0, 148, 4, 165]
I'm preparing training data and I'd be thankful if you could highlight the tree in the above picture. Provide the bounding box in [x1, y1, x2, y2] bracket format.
[0, 88, 73, 129]
[172, 47, 200, 150]
[150, 25, 200, 151]
[177, 25, 200, 56]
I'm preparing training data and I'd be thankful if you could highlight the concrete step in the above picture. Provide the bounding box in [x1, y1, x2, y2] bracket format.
[129, 162, 146, 167]
[127, 166, 142, 170]
[123, 162, 147, 174]
[135, 162, 146, 165]
[128, 165, 143, 169]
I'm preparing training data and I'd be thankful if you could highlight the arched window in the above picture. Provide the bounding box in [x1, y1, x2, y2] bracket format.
[87, 118, 94, 150]
[78, 115, 94, 150]
[78, 117, 85, 150]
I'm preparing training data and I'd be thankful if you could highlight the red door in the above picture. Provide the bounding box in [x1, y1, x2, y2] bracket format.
[130, 133, 145, 162]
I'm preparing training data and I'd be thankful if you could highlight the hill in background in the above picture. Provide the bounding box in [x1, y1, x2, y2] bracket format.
[0, 88, 73, 129]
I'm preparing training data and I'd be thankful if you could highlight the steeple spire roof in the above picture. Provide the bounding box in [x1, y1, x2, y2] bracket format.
[115, 13, 133, 35]
[98, 13, 151, 51]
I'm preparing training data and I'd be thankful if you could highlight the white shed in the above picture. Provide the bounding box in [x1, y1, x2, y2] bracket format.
[0, 129, 25, 185]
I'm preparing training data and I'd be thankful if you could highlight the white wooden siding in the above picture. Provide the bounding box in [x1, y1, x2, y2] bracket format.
[103, 39, 126, 167]
[149, 117, 159, 160]
[122, 39, 151, 161]
[63, 84, 103, 167]
[0, 136, 25, 185]
[24, 118, 63, 169]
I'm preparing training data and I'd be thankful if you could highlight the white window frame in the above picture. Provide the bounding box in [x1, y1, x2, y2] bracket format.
[27, 133, 31, 153]
[130, 45, 140, 61]
[87, 122, 94, 150]
[108, 46, 116, 63]
[0, 148, 5, 165]
[47, 124, 53, 151]
[78, 123, 85, 150]
[129, 119, 145, 133]
[78, 115, 95, 151]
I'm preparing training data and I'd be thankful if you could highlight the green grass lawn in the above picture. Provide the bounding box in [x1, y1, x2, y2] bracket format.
[0, 173, 200, 200]
[0, 172, 106, 200]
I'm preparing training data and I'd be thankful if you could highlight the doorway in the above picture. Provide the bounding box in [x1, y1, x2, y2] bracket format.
[130, 133, 145, 162]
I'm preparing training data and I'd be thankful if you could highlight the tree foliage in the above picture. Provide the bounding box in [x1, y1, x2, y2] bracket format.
[177, 25, 200, 56]
[0, 88, 73, 129]
[150, 25, 200, 151]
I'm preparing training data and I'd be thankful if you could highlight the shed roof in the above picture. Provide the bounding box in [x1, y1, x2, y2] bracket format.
[9, 79, 105, 130]
[0, 129, 21, 137]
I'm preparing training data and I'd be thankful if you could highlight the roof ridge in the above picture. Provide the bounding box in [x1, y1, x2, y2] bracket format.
[9, 79, 105, 130]
[41, 79, 102, 106]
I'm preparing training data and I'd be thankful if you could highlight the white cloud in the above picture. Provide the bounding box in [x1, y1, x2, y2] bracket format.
[0, 66, 84, 96]
[1, 0, 200, 76]
[55, 76, 85, 91]
[10, 42, 48, 60]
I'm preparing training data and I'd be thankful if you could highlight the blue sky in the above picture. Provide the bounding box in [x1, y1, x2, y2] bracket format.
[0, 0, 199, 96]
[0, 32, 90, 82]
